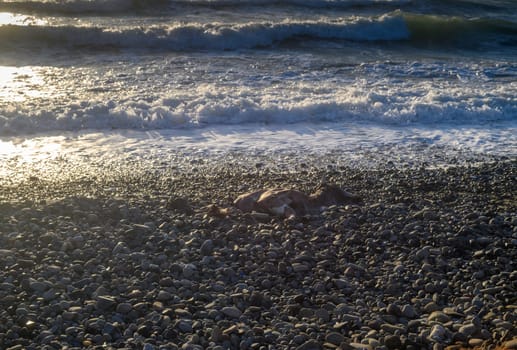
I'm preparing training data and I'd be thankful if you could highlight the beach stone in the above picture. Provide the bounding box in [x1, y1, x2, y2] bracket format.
[458, 323, 476, 337]
[210, 326, 222, 342]
[143, 344, 156, 350]
[468, 339, 484, 347]
[177, 320, 193, 333]
[296, 339, 321, 350]
[62, 311, 78, 321]
[393, 264, 405, 274]
[428, 311, 450, 323]
[116, 303, 133, 314]
[415, 246, 431, 261]
[29, 279, 50, 292]
[221, 306, 242, 319]
[333, 278, 349, 289]
[292, 262, 310, 273]
[503, 339, 517, 349]
[251, 212, 270, 221]
[443, 308, 464, 318]
[0, 249, 12, 257]
[200, 239, 214, 256]
[381, 324, 405, 334]
[387, 303, 401, 316]
[349, 343, 372, 350]
[299, 308, 315, 318]
[293, 334, 309, 345]
[42, 288, 57, 301]
[70, 234, 85, 248]
[423, 302, 440, 313]
[325, 332, 344, 345]
[401, 305, 417, 319]
[96, 296, 116, 311]
[157, 290, 173, 301]
[341, 313, 361, 325]
[429, 324, 446, 342]
[384, 335, 402, 349]
[182, 264, 196, 278]
[167, 196, 192, 213]
[315, 308, 330, 322]
[112, 241, 129, 254]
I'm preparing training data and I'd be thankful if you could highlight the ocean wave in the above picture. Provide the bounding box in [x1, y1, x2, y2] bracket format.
[404, 13, 517, 48]
[0, 15, 410, 51]
[1, 86, 515, 136]
[0, 0, 168, 15]
[1, 12, 516, 52]
[0, 0, 410, 15]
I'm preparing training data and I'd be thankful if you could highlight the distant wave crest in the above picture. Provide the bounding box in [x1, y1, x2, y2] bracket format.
[0, 0, 411, 15]
[2, 12, 516, 52]
[0, 15, 410, 51]
[404, 13, 517, 48]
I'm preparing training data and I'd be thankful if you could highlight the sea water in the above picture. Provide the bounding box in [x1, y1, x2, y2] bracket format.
[0, 0, 516, 171]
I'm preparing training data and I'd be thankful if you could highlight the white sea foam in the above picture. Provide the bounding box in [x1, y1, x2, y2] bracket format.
[1, 68, 515, 135]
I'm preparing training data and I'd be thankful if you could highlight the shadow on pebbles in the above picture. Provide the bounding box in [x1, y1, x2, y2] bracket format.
[0, 158, 516, 350]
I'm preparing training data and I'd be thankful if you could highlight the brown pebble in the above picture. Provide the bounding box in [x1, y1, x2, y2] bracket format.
[503, 338, 517, 349]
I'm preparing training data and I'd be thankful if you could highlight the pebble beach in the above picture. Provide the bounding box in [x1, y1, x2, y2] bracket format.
[0, 154, 515, 350]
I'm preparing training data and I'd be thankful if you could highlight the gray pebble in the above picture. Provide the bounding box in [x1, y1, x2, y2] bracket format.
[200, 239, 214, 256]
[221, 306, 242, 319]
[325, 332, 344, 345]
[116, 303, 133, 314]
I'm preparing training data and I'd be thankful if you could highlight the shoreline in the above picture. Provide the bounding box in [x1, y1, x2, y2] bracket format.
[0, 157, 516, 349]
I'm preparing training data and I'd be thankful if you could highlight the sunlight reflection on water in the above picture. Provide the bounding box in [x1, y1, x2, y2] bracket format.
[0, 66, 46, 102]
[0, 12, 45, 25]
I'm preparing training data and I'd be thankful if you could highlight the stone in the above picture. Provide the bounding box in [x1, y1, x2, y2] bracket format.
[62, 311, 78, 321]
[96, 296, 116, 311]
[299, 308, 315, 318]
[503, 339, 517, 349]
[384, 335, 402, 350]
[429, 324, 446, 342]
[221, 306, 242, 319]
[458, 323, 476, 337]
[182, 264, 197, 278]
[386, 303, 401, 316]
[200, 239, 214, 256]
[401, 304, 417, 319]
[349, 343, 372, 350]
[325, 332, 344, 345]
[296, 339, 321, 350]
[428, 311, 450, 323]
[423, 302, 440, 313]
[177, 320, 193, 333]
[333, 279, 349, 289]
[29, 279, 49, 292]
[292, 262, 310, 273]
[116, 303, 133, 314]
[467, 339, 484, 347]
[415, 246, 431, 261]
[315, 308, 330, 322]
[112, 241, 129, 254]
[167, 196, 193, 214]
[157, 290, 173, 301]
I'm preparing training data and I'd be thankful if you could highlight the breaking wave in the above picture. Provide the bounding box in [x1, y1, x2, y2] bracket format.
[0, 15, 410, 51]
[1, 84, 516, 136]
[2, 12, 516, 52]
[0, 0, 411, 15]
